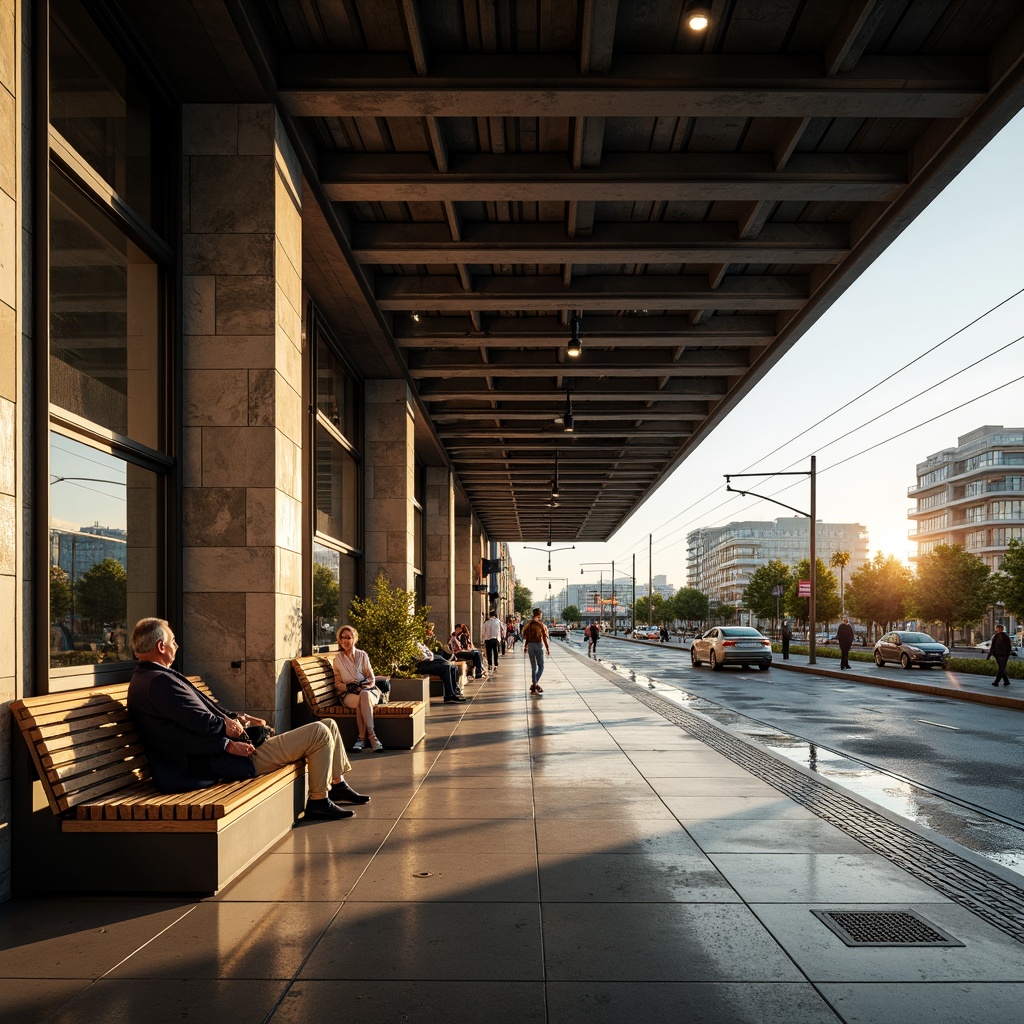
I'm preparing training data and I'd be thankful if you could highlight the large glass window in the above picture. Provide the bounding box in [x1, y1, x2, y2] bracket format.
[46, 1, 172, 685]
[49, 0, 155, 221]
[310, 311, 363, 649]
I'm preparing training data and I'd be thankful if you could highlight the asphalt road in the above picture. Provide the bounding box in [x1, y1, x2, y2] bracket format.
[568, 631, 1024, 827]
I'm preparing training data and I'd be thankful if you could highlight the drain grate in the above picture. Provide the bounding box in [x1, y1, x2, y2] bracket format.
[812, 909, 964, 947]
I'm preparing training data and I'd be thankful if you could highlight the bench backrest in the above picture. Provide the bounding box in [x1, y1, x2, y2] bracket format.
[291, 655, 338, 714]
[10, 676, 218, 816]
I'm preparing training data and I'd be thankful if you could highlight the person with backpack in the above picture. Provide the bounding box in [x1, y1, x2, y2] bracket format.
[522, 608, 550, 694]
[585, 622, 599, 658]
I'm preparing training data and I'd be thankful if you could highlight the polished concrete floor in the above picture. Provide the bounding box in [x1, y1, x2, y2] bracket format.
[3, 645, 1024, 1023]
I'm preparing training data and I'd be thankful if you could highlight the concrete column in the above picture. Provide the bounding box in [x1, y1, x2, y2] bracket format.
[453, 513, 473, 629]
[363, 379, 415, 592]
[423, 466, 454, 628]
[180, 105, 303, 726]
[0, 0, 24, 903]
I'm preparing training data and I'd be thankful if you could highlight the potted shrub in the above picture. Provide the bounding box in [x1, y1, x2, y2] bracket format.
[347, 572, 432, 701]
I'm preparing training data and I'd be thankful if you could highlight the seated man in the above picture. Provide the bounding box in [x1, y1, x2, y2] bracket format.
[127, 617, 369, 821]
[413, 635, 466, 703]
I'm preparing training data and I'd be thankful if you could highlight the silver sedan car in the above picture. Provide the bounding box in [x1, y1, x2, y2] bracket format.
[690, 626, 773, 671]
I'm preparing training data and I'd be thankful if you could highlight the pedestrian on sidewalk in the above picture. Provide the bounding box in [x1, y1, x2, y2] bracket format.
[988, 624, 1013, 687]
[482, 608, 503, 672]
[585, 621, 599, 658]
[781, 620, 792, 660]
[523, 608, 550, 694]
[837, 617, 854, 670]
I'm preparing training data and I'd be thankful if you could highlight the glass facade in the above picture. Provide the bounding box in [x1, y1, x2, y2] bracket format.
[46, 0, 172, 681]
[310, 311, 363, 648]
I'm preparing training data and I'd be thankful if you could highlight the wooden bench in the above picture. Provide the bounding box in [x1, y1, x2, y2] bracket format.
[291, 655, 426, 749]
[10, 678, 305, 895]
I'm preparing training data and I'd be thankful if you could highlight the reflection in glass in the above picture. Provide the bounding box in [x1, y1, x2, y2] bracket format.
[49, 433, 161, 669]
[49, 0, 153, 219]
[315, 423, 359, 546]
[316, 337, 358, 443]
[49, 172, 162, 446]
[313, 543, 359, 649]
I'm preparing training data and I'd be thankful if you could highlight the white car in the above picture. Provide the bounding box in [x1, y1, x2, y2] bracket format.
[973, 638, 1019, 655]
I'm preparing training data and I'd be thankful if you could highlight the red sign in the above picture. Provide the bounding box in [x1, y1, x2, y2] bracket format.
[797, 580, 811, 597]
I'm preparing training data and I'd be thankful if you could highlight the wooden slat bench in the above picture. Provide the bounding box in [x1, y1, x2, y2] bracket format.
[10, 678, 305, 895]
[291, 656, 426, 749]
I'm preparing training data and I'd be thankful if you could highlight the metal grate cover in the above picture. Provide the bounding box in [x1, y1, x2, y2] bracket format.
[812, 910, 964, 947]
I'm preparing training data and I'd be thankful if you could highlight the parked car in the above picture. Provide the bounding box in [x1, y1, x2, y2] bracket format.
[873, 631, 949, 670]
[690, 626, 772, 671]
[548, 622, 568, 639]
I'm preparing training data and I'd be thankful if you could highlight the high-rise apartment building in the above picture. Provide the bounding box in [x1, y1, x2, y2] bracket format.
[909, 426, 1024, 569]
[687, 518, 869, 607]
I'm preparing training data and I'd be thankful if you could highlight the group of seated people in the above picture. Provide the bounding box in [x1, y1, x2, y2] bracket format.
[124, 613, 501, 825]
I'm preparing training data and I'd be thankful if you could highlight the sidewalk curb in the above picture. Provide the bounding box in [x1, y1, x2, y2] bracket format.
[767, 659, 1024, 711]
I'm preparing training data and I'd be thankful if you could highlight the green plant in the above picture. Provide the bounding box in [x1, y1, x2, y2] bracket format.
[347, 571, 431, 676]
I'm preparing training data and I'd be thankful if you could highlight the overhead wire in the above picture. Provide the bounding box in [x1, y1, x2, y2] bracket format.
[601, 285, 1024, 567]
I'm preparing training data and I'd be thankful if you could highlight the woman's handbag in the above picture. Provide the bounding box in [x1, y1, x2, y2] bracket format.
[375, 676, 391, 703]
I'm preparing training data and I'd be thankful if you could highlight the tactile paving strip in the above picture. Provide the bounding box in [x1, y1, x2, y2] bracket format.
[614, 677, 1024, 944]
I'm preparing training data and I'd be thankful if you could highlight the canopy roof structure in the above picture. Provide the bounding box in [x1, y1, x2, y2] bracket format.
[126, 0, 1024, 542]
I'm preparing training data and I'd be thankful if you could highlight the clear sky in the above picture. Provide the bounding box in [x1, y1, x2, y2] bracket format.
[510, 108, 1024, 603]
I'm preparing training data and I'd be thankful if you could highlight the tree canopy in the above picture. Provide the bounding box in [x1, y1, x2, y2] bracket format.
[913, 543, 991, 645]
[632, 593, 665, 625]
[742, 559, 792, 624]
[996, 540, 1024, 621]
[75, 558, 127, 628]
[348, 571, 431, 675]
[312, 562, 340, 621]
[844, 552, 914, 634]
[514, 582, 534, 616]
[559, 604, 581, 624]
[671, 587, 710, 625]
[50, 565, 72, 622]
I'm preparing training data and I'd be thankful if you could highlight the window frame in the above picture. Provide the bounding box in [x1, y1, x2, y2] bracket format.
[35, 0, 179, 693]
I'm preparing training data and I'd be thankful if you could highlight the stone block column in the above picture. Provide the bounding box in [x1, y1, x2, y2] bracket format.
[453, 513, 473, 629]
[364, 379, 415, 592]
[423, 466, 454, 629]
[180, 105, 303, 726]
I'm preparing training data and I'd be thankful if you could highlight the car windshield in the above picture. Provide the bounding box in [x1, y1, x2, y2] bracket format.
[721, 627, 762, 637]
[899, 632, 936, 644]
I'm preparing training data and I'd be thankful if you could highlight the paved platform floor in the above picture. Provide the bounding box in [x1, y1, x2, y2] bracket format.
[3, 645, 1024, 1023]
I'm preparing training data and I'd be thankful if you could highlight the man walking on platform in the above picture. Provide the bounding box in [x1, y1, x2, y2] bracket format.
[781, 620, 792, 660]
[989, 624, 1013, 687]
[482, 609, 503, 672]
[837, 617, 854, 670]
[523, 608, 550, 695]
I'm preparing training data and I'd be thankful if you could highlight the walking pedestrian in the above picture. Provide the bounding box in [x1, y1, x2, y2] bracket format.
[481, 609, 503, 672]
[522, 608, 550, 694]
[585, 621, 599, 658]
[989, 624, 1013, 687]
[781, 620, 792, 660]
[837, 617, 854, 670]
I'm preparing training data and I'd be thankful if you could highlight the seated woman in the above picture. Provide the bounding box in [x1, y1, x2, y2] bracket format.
[332, 625, 383, 751]
[448, 623, 485, 678]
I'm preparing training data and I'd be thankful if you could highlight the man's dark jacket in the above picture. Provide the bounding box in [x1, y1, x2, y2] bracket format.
[127, 661, 255, 792]
[990, 631, 1013, 663]
[836, 622, 855, 652]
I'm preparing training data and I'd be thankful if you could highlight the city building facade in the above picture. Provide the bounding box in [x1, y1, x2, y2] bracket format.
[686, 518, 869, 609]
[909, 426, 1024, 571]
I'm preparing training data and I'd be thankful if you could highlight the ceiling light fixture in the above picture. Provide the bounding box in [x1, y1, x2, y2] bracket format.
[551, 451, 561, 498]
[566, 314, 582, 358]
[684, 3, 710, 31]
[411, 311, 421, 322]
[563, 393, 574, 433]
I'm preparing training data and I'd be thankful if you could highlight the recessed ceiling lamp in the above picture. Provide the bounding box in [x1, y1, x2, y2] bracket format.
[411, 311, 421, 322]
[563, 393, 574, 433]
[684, 3, 710, 31]
[551, 451, 560, 499]
[567, 314, 582, 358]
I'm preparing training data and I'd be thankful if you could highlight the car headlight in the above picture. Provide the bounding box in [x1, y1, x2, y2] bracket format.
[905, 646, 923, 655]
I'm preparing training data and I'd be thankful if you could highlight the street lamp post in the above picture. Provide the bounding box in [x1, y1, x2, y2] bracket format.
[581, 562, 614, 631]
[539, 577, 570, 622]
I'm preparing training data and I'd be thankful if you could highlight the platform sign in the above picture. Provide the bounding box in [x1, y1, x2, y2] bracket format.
[797, 580, 811, 597]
